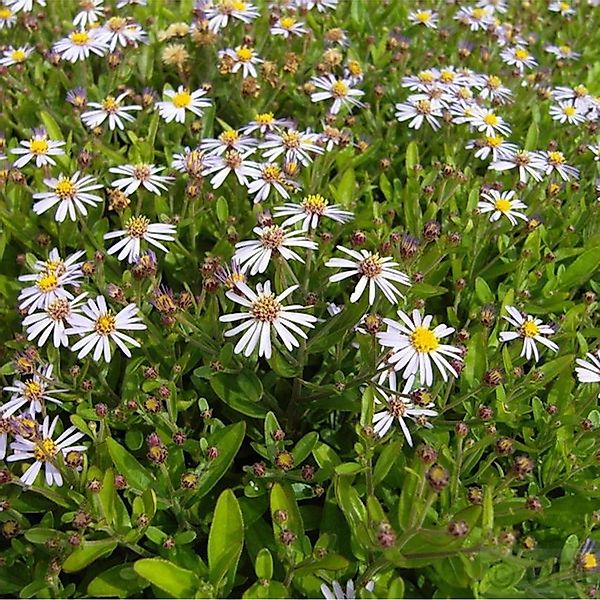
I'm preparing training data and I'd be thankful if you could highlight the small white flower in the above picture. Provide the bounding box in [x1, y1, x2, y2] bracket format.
[470, 108, 511, 137]
[220, 280, 317, 359]
[2, 365, 66, 417]
[549, 0, 575, 15]
[455, 5, 495, 30]
[81, 92, 142, 131]
[221, 45, 263, 78]
[310, 74, 365, 115]
[0, 5, 17, 28]
[102, 16, 147, 51]
[202, 150, 259, 189]
[245, 163, 299, 204]
[575, 351, 600, 384]
[0, 44, 33, 66]
[477, 74, 512, 103]
[326, 246, 411, 306]
[241, 112, 294, 136]
[234, 225, 318, 275]
[549, 101, 587, 125]
[109, 163, 174, 196]
[274, 194, 353, 231]
[5, 0, 46, 13]
[33, 171, 104, 222]
[7, 415, 86, 487]
[270, 15, 308, 37]
[11, 129, 65, 168]
[22, 293, 87, 348]
[156, 85, 212, 124]
[18, 270, 74, 315]
[545, 43, 580, 61]
[321, 579, 375, 600]
[204, 0, 260, 32]
[408, 9, 438, 28]
[171, 146, 207, 178]
[500, 46, 537, 73]
[53, 28, 109, 63]
[67, 296, 147, 361]
[395, 97, 443, 130]
[200, 129, 257, 156]
[490, 149, 546, 183]
[377, 309, 462, 386]
[259, 129, 324, 167]
[73, 0, 104, 28]
[465, 135, 518, 162]
[24, 248, 85, 284]
[498, 305, 558, 362]
[477, 189, 528, 226]
[104, 215, 176, 263]
[537, 150, 580, 181]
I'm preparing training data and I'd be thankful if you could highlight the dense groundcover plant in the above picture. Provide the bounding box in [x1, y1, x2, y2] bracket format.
[1, 0, 600, 597]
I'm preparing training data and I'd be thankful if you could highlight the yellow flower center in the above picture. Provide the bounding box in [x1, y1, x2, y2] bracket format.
[483, 113, 498, 126]
[358, 254, 383, 278]
[348, 60, 362, 76]
[250, 293, 281, 322]
[10, 49, 26, 62]
[440, 70, 454, 82]
[410, 326, 440, 353]
[494, 198, 512, 213]
[486, 135, 503, 147]
[418, 70, 435, 83]
[520, 320, 539, 338]
[24, 381, 43, 400]
[514, 48, 529, 60]
[302, 194, 328, 214]
[70, 31, 90, 45]
[417, 99, 432, 113]
[559, 1, 570, 10]
[581, 552, 598, 571]
[126, 215, 150, 238]
[172, 90, 191, 108]
[256, 112, 274, 124]
[0, 7, 12, 18]
[47, 298, 71, 320]
[488, 75, 502, 88]
[37, 273, 59, 292]
[280, 16, 295, 29]
[388, 396, 408, 417]
[219, 130, 239, 144]
[472, 7, 486, 19]
[232, 0, 247, 9]
[94, 313, 116, 336]
[33, 438, 58, 462]
[262, 164, 281, 181]
[562, 105, 576, 117]
[236, 47, 253, 61]
[415, 10, 431, 22]
[45, 259, 65, 276]
[559, 45, 571, 54]
[30, 139, 49, 155]
[574, 84, 588, 97]
[260, 225, 286, 249]
[101, 96, 120, 113]
[55, 179, 76, 199]
[281, 130, 301, 149]
[331, 80, 349, 97]
[548, 151, 565, 164]
[107, 16, 126, 31]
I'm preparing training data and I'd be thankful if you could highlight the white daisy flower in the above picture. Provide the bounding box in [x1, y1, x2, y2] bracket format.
[102, 16, 147, 51]
[2, 365, 66, 417]
[549, 0, 575, 15]
[395, 98, 443, 130]
[470, 108, 512, 137]
[552, 84, 591, 107]
[549, 101, 587, 125]
[545, 43, 580, 61]
[477, 74, 512, 103]
[259, 129, 324, 167]
[116, 0, 146, 6]
[325, 246, 411, 306]
[274, 194, 353, 231]
[7, 415, 86, 487]
[22, 293, 87, 348]
[537, 150, 579, 181]
[498, 305, 558, 362]
[52, 28, 109, 63]
[200, 129, 257, 156]
[73, 0, 104, 28]
[204, 0, 260, 32]
[17, 270, 74, 315]
[156, 85, 212, 124]
[321, 579, 374, 599]
[4, 0, 45, 12]
[0, 5, 17, 28]
[408, 9, 438, 28]
[377, 309, 462, 386]
[201, 151, 259, 189]
[477, 0, 507, 13]
[171, 146, 207, 178]
[575, 351, 600, 384]
[241, 113, 295, 136]
[372, 383, 438, 444]
[465, 135, 518, 162]
[67, 296, 147, 361]
[24, 248, 85, 284]
[490, 149, 546, 183]
[0, 44, 33, 66]
[104, 215, 176, 263]
[310, 75, 365, 115]
[477, 189, 528, 226]
[219, 280, 317, 360]
[32, 171, 104, 222]
[500, 46, 537, 73]
[109, 163, 174, 196]
[270, 15, 308, 37]
[81, 92, 142, 131]
[11, 129, 65, 169]
[455, 5, 494, 30]
[234, 225, 318, 275]
[246, 163, 299, 204]
[221, 46, 263, 78]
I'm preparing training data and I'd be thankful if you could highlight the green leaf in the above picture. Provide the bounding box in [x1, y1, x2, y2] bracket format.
[87, 564, 149, 598]
[270, 482, 305, 563]
[216, 197, 229, 223]
[208, 489, 244, 594]
[210, 370, 267, 418]
[98, 468, 116, 527]
[254, 548, 273, 580]
[62, 539, 118, 573]
[374, 440, 402, 484]
[292, 432, 319, 465]
[243, 581, 289, 599]
[405, 141, 419, 173]
[335, 168, 356, 205]
[106, 438, 154, 494]
[307, 299, 367, 353]
[134, 558, 200, 598]
[475, 277, 494, 304]
[480, 563, 525, 594]
[560, 534, 579, 571]
[559, 245, 600, 290]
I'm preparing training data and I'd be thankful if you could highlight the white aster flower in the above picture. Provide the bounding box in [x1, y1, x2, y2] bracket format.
[241, 112, 295, 136]
[310, 74, 365, 115]
[470, 108, 511, 136]
[246, 163, 298, 204]
[455, 5, 494, 30]
[549, 0, 575, 15]
[219, 280, 317, 359]
[109, 163, 174, 196]
[321, 579, 374, 599]
[549, 101, 587, 125]
[104, 215, 176, 263]
[477, 189, 528, 226]
[274, 194, 353, 231]
[73, 0, 104, 28]
[259, 129, 324, 166]
[116, 0, 146, 6]
[0, 5, 17, 28]
[575, 351, 600, 385]
[171, 146, 207, 178]
[7, 415, 86, 487]
[0, 44, 33, 66]
[377, 309, 462, 386]
[221, 45, 263, 78]
[18, 270, 74, 314]
[67, 296, 146, 361]
[24, 248, 85, 284]
[545, 43, 580, 61]
[53, 28, 109, 63]
[234, 225, 318, 275]
[2, 364, 66, 417]
[204, 0, 260, 32]
[11, 129, 65, 168]
[81, 92, 142, 131]
[32, 171, 103, 222]
[326, 246, 411, 306]
[498, 305, 558, 362]
[395, 97, 443, 130]
[465, 135, 518, 162]
[5, 0, 45, 12]
[477, 74, 512, 103]
[102, 16, 147, 51]
[408, 9, 438, 28]
[156, 85, 212, 124]
[537, 150, 579, 181]
[200, 129, 257, 156]
[202, 150, 259, 189]
[22, 293, 87, 348]
[490, 149, 546, 183]
[270, 15, 308, 37]
[477, 0, 507, 13]
[500, 45, 537, 73]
